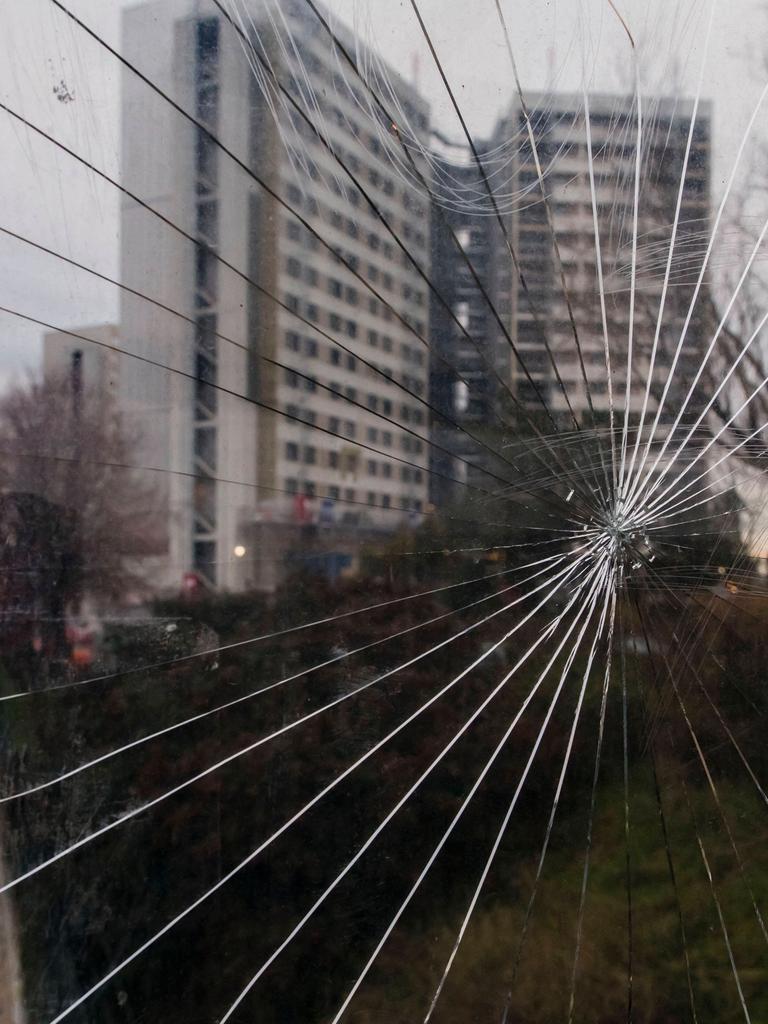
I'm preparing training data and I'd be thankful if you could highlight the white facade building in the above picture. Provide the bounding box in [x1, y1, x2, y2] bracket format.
[502, 92, 711, 418]
[119, 0, 431, 592]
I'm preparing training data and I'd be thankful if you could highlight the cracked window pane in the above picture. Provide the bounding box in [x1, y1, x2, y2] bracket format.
[1, 1, 767, 1022]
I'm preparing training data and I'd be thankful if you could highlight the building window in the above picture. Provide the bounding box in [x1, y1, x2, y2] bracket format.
[196, 200, 218, 244]
[195, 248, 218, 306]
[197, 16, 219, 65]
[196, 83, 219, 128]
[193, 540, 217, 585]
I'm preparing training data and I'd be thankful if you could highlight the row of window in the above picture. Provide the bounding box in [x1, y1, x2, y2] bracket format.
[284, 184, 427, 262]
[284, 442, 424, 482]
[283, 405, 425, 455]
[284, 477, 424, 511]
[283, 77, 429, 198]
[327, 245, 430, 325]
[282, 366, 425, 419]
[284, 333, 425, 392]
[283, 289, 400, 331]
[282, 135, 430, 248]
[327, 269, 425, 307]
[283, 290, 427, 353]
[285, 95, 400, 193]
[283, 31, 429, 135]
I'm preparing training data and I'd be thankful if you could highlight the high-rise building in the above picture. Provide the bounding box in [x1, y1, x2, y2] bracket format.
[428, 92, 711, 502]
[119, 0, 431, 592]
[504, 92, 711, 417]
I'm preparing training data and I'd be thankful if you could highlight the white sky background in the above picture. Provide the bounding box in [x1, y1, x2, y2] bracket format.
[0, 0, 765, 385]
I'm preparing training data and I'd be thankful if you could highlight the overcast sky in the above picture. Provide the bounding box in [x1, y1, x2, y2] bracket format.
[0, 0, 765, 386]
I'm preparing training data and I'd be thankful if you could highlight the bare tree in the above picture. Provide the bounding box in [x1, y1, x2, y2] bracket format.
[0, 372, 163, 608]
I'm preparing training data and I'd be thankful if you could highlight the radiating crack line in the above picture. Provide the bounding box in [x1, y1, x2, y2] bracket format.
[44, 548, 604, 1024]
